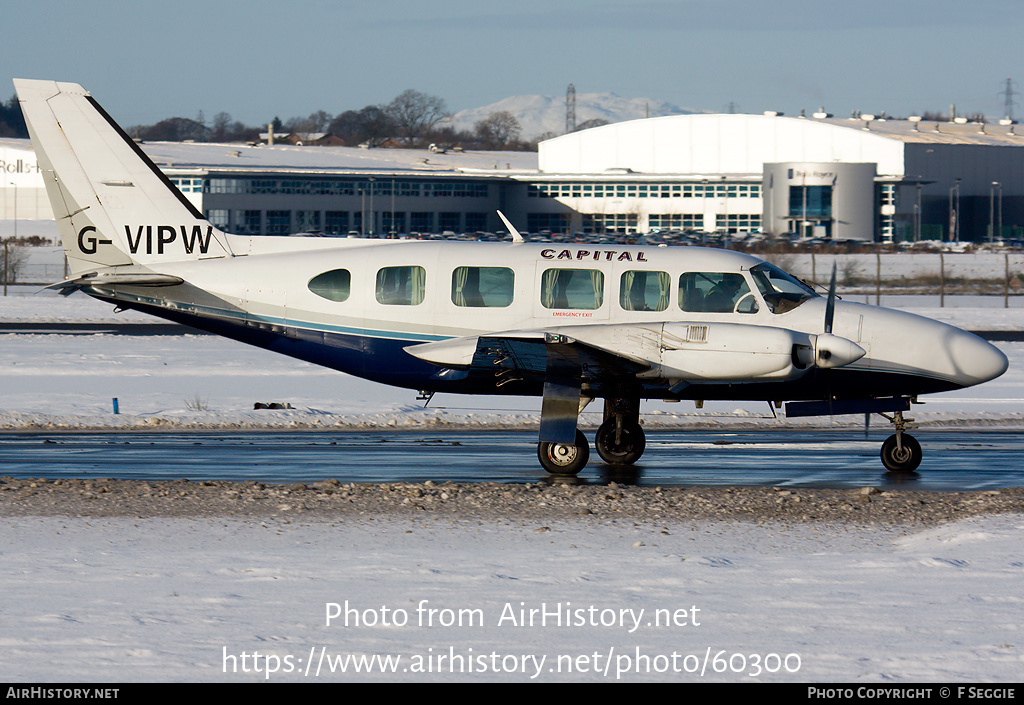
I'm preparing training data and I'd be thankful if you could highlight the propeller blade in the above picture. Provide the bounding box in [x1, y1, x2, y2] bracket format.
[825, 262, 837, 334]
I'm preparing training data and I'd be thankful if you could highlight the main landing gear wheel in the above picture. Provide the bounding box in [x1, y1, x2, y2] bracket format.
[538, 430, 590, 476]
[595, 420, 646, 465]
[880, 433, 922, 473]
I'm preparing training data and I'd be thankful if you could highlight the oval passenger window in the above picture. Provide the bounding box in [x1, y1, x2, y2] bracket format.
[308, 269, 351, 302]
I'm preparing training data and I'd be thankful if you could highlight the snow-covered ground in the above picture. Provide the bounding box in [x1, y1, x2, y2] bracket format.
[2, 515, 1022, 682]
[1, 288, 1022, 683]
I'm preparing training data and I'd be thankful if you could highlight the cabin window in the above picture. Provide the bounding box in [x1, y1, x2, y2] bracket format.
[376, 265, 426, 306]
[620, 271, 671, 312]
[679, 272, 758, 314]
[451, 266, 514, 307]
[307, 269, 351, 302]
[541, 268, 604, 310]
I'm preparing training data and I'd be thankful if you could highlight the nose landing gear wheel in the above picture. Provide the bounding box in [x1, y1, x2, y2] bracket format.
[595, 420, 646, 464]
[880, 433, 922, 473]
[538, 430, 590, 476]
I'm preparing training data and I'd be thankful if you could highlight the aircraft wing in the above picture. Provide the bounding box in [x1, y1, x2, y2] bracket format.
[473, 331, 651, 383]
[408, 327, 654, 383]
[406, 320, 865, 383]
[406, 321, 865, 443]
[408, 327, 655, 444]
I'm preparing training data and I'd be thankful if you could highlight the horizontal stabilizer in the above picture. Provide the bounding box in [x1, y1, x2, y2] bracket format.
[46, 272, 185, 296]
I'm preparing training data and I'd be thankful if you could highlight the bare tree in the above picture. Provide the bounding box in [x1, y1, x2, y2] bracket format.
[474, 111, 522, 150]
[572, 118, 609, 132]
[525, 131, 559, 151]
[212, 112, 233, 141]
[385, 89, 448, 146]
[2, 241, 29, 286]
[285, 110, 334, 134]
[307, 110, 332, 132]
[0, 94, 28, 137]
[133, 117, 210, 141]
[328, 106, 396, 147]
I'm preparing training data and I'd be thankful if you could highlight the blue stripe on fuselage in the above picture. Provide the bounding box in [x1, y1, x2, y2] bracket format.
[87, 290, 505, 393]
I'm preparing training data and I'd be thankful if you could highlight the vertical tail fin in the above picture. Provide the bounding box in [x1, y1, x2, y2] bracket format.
[14, 79, 232, 276]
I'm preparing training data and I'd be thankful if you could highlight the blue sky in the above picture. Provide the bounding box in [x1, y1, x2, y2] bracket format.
[5, 0, 1024, 128]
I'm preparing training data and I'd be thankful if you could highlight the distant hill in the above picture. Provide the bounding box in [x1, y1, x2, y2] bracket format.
[445, 92, 700, 141]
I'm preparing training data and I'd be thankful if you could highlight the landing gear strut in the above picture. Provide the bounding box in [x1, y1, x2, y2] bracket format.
[595, 397, 646, 465]
[879, 410, 922, 472]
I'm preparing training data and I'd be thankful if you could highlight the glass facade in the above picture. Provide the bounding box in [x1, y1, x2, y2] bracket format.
[648, 214, 703, 230]
[181, 164, 824, 239]
[324, 211, 349, 234]
[197, 174, 497, 236]
[266, 210, 291, 235]
[716, 213, 762, 232]
[203, 177, 487, 198]
[170, 177, 204, 193]
[528, 182, 760, 198]
[527, 213, 569, 232]
[582, 213, 639, 234]
[192, 168, 775, 237]
[788, 185, 832, 218]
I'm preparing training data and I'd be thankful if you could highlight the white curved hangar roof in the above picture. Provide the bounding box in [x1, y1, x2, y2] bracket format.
[538, 114, 907, 177]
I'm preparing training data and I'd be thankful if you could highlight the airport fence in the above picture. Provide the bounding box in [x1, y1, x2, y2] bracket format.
[765, 252, 1024, 307]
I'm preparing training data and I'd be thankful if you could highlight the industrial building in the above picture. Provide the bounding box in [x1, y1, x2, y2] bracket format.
[534, 113, 1024, 242]
[3, 110, 1023, 243]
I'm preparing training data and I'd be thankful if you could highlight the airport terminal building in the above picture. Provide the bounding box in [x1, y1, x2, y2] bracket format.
[3, 111, 1023, 243]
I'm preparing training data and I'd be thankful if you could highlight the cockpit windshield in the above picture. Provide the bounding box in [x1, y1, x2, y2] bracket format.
[749, 262, 818, 314]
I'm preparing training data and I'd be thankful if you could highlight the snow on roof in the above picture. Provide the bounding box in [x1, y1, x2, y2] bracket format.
[815, 115, 1024, 147]
[2, 136, 539, 177]
[139, 140, 539, 176]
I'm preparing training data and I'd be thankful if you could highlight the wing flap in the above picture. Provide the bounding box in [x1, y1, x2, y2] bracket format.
[405, 327, 653, 381]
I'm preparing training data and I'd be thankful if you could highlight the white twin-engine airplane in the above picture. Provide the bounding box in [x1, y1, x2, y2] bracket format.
[16, 79, 1009, 476]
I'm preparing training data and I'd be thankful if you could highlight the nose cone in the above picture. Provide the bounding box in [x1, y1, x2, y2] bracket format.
[948, 331, 1009, 387]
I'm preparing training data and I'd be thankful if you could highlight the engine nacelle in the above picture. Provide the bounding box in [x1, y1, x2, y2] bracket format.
[657, 322, 811, 381]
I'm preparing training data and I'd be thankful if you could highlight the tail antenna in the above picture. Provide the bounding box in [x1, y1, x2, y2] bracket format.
[496, 210, 525, 243]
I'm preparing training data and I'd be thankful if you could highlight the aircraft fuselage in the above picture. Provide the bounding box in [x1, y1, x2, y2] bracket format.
[81, 236, 1006, 405]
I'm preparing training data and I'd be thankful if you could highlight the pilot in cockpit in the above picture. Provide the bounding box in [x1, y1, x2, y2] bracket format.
[704, 274, 744, 312]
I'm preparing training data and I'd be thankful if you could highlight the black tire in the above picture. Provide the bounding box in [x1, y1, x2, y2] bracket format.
[537, 430, 590, 475]
[595, 420, 646, 465]
[880, 433, 922, 473]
